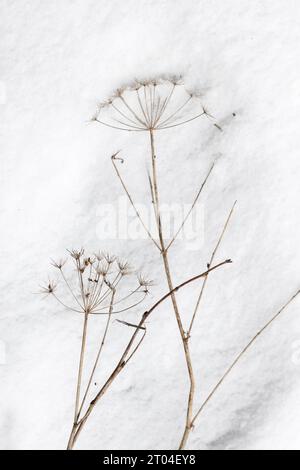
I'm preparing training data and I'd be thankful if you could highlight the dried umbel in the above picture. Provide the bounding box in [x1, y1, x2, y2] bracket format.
[42, 248, 234, 450]
[91, 76, 215, 132]
[41, 248, 153, 449]
[41, 249, 150, 315]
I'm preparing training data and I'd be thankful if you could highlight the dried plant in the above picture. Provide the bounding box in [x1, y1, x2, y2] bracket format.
[42, 249, 152, 449]
[93, 76, 300, 449]
[42, 248, 231, 449]
[91, 76, 208, 132]
[92, 76, 226, 448]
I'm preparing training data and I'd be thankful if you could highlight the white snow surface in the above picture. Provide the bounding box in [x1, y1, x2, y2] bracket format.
[1, 0, 300, 450]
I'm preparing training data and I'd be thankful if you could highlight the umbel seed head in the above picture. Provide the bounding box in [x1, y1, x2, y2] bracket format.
[40, 249, 152, 316]
[92, 75, 216, 132]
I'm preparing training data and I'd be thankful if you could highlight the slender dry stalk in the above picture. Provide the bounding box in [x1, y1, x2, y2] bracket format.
[41, 249, 153, 450]
[149, 127, 196, 448]
[77, 75, 299, 450]
[74, 312, 89, 423]
[191, 287, 300, 427]
[64, 260, 231, 449]
[188, 201, 237, 336]
[92, 77, 227, 448]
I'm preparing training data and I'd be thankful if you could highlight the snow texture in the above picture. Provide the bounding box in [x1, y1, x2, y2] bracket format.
[1, 0, 300, 450]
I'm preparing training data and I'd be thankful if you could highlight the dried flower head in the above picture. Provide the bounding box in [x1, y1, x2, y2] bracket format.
[83, 257, 95, 267]
[96, 262, 109, 277]
[68, 248, 84, 260]
[102, 252, 116, 264]
[92, 76, 214, 132]
[137, 274, 154, 288]
[94, 251, 103, 262]
[41, 249, 152, 316]
[51, 258, 67, 270]
[117, 260, 132, 276]
[39, 280, 57, 295]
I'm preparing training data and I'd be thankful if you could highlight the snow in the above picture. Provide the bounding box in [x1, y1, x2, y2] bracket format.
[1, 0, 300, 450]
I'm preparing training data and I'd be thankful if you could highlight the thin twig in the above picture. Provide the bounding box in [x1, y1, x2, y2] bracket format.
[74, 312, 89, 422]
[166, 162, 216, 251]
[77, 290, 116, 418]
[191, 288, 300, 428]
[149, 128, 196, 452]
[188, 201, 237, 335]
[67, 260, 231, 449]
[111, 153, 161, 251]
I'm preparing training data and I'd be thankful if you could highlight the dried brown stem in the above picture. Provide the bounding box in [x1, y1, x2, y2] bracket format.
[149, 128, 196, 451]
[66, 260, 231, 449]
[188, 201, 237, 335]
[166, 162, 215, 251]
[111, 153, 161, 251]
[77, 289, 116, 419]
[191, 288, 300, 430]
[74, 312, 89, 423]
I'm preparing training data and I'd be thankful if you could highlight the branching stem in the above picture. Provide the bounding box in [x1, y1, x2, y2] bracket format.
[190, 288, 300, 429]
[66, 261, 231, 449]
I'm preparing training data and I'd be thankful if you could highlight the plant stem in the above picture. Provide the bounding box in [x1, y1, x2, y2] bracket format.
[74, 312, 89, 421]
[77, 291, 115, 419]
[190, 287, 300, 429]
[188, 201, 236, 336]
[111, 154, 160, 250]
[149, 129, 196, 450]
[67, 311, 89, 449]
[66, 260, 230, 449]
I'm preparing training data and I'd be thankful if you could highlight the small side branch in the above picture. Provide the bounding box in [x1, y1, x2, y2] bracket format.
[67, 260, 231, 449]
[191, 288, 300, 428]
[166, 162, 216, 251]
[188, 201, 236, 334]
[111, 153, 161, 251]
[74, 312, 89, 423]
[77, 290, 116, 418]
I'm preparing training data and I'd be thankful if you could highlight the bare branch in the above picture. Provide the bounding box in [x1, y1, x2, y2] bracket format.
[68, 260, 232, 448]
[166, 162, 215, 251]
[111, 153, 161, 251]
[77, 290, 116, 418]
[74, 313, 89, 423]
[191, 288, 300, 427]
[188, 201, 236, 334]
